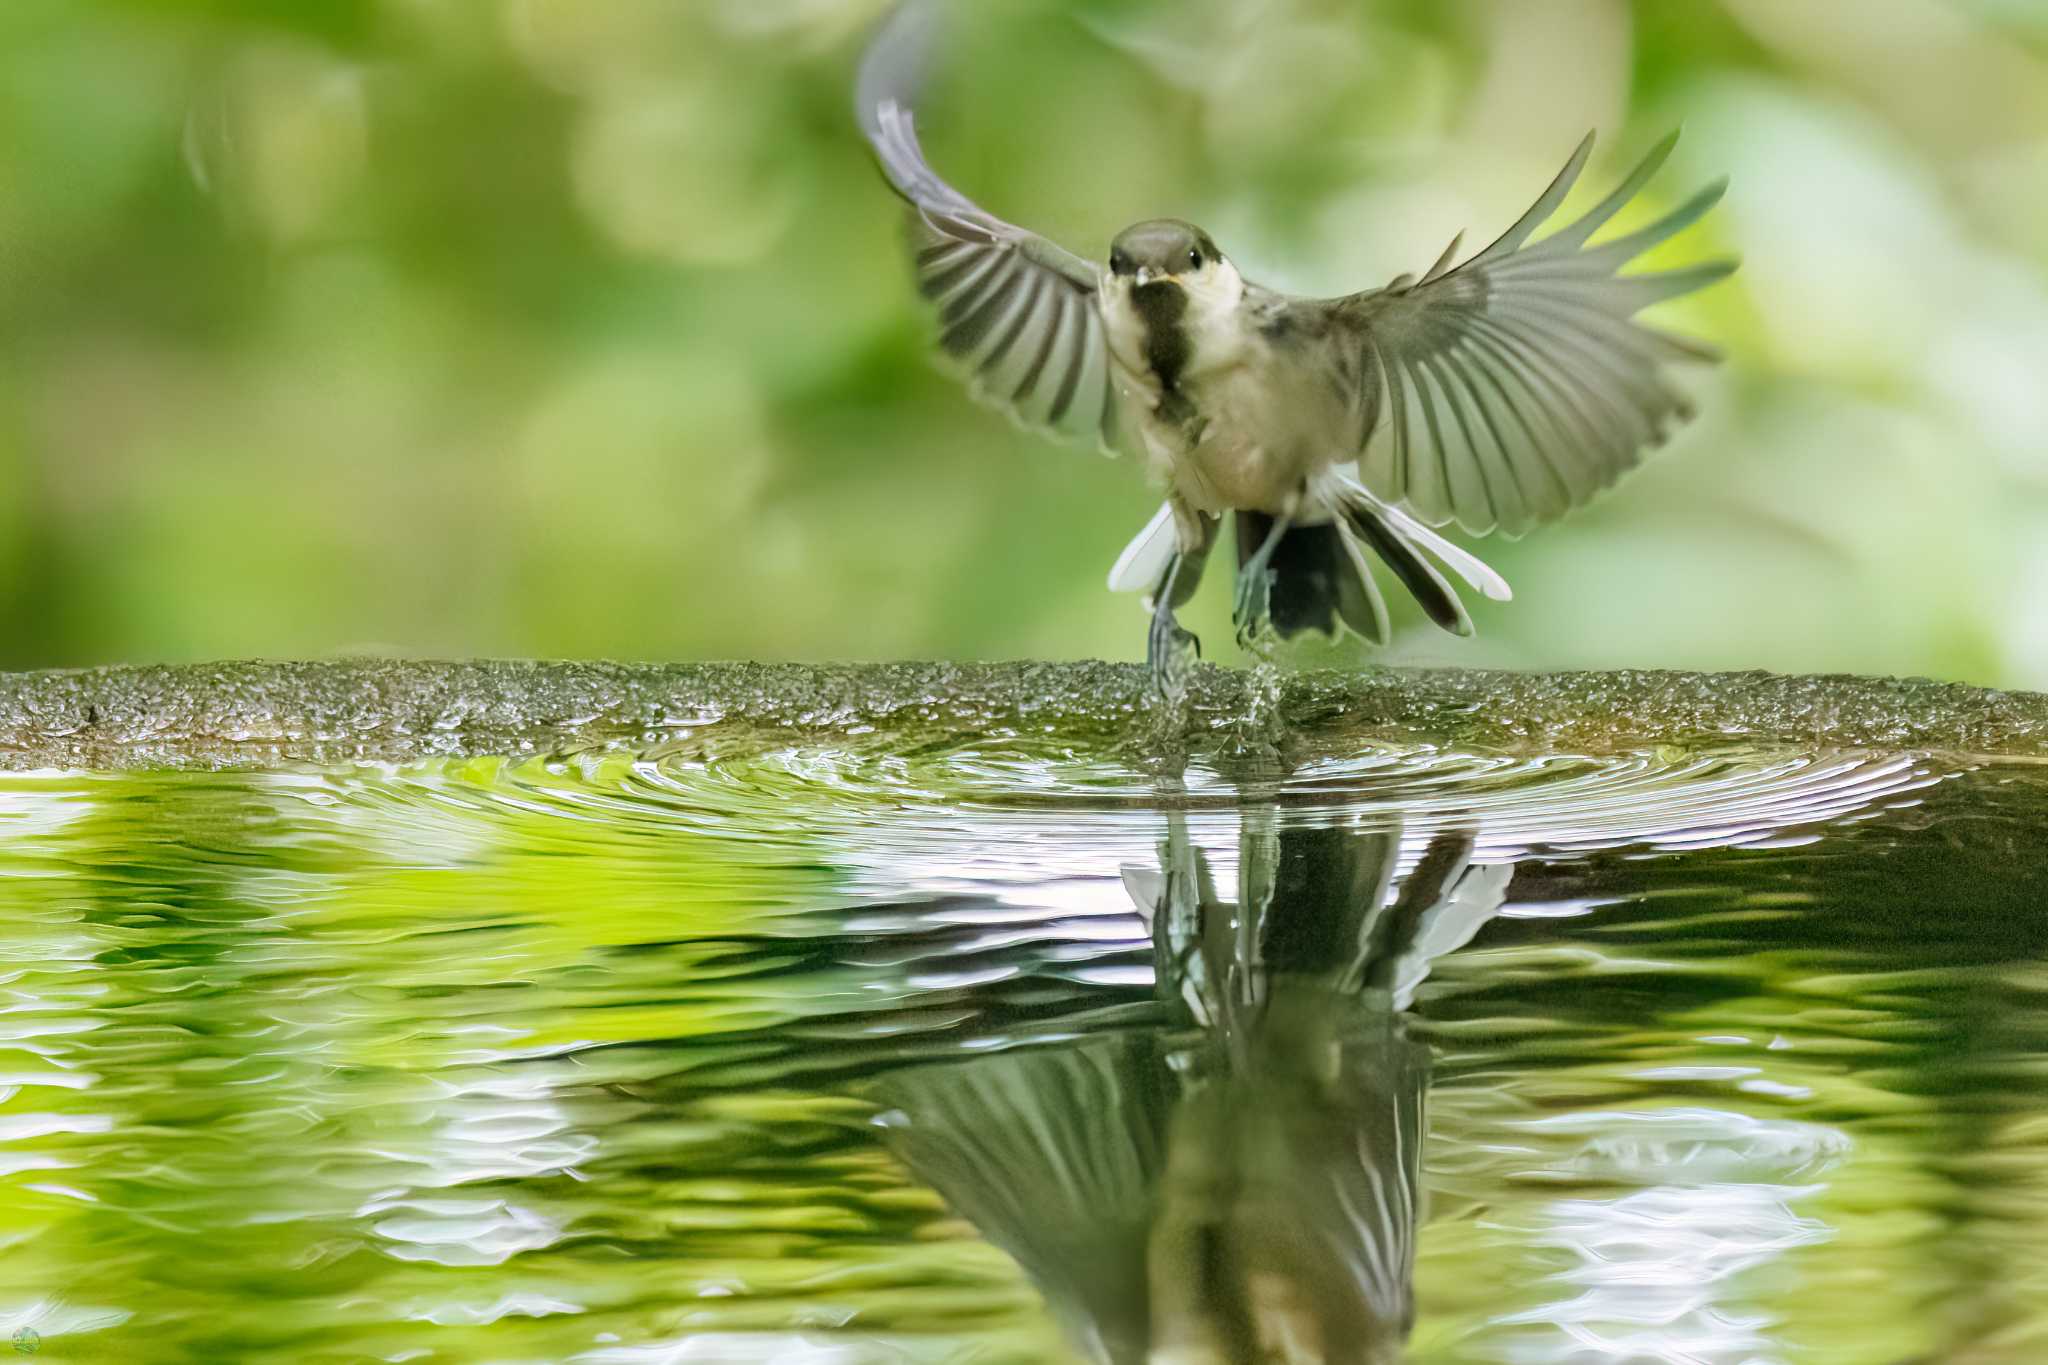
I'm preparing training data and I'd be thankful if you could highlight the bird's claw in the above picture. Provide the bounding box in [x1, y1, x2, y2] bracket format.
[1233, 566, 1275, 652]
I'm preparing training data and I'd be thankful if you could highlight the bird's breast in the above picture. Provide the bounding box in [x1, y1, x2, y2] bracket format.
[1104, 289, 1346, 514]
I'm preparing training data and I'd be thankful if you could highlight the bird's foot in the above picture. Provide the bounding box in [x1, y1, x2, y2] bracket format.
[1147, 608, 1201, 698]
[1233, 566, 1275, 652]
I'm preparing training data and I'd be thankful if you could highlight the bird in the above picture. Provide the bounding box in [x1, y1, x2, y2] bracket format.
[857, 3, 1736, 686]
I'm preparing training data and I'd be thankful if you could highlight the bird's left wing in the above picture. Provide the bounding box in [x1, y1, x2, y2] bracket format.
[1331, 132, 1735, 537]
[859, 7, 1120, 453]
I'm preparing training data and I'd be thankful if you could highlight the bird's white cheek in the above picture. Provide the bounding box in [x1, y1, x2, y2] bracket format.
[1191, 261, 1245, 310]
[1179, 265, 1250, 365]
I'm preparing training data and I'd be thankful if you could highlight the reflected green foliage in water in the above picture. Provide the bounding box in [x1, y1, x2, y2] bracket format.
[4, 2, 2048, 680]
[0, 728, 2045, 1360]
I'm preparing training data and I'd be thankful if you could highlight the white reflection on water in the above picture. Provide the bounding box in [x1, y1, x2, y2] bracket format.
[358, 1065, 593, 1268]
[0, 782, 91, 849]
[0, 1299, 132, 1347]
[1488, 1109, 1849, 1362]
[1504, 1178, 1833, 1362]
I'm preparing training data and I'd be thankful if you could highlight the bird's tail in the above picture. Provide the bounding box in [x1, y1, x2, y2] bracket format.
[1237, 483, 1513, 645]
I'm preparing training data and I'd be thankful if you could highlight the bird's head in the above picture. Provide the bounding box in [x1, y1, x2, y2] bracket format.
[1107, 219, 1240, 314]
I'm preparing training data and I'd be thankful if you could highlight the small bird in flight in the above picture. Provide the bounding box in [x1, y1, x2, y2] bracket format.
[859, 4, 1735, 686]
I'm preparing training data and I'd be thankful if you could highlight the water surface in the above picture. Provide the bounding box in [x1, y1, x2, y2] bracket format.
[0, 727, 2043, 1362]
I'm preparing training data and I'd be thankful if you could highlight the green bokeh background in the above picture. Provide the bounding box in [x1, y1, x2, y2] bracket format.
[4, 0, 2047, 683]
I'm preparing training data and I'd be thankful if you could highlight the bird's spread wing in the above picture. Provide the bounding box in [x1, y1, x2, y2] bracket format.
[859, 6, 1119, 453]
[1335, 132, 1735, 537]
[870, 1037, 1167, 1360]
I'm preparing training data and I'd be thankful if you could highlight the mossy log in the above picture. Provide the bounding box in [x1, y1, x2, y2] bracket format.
[1, 660, 2044, 770]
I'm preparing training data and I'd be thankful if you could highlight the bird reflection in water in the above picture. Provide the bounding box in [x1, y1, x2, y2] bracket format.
[872, 811, 1511, 1363]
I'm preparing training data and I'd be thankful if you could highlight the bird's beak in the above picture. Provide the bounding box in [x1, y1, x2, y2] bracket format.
[1133, 266, 1160, 287]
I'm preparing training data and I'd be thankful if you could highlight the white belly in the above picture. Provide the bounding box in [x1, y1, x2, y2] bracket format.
[1179, 373, 1298, 512]
[1114, 348, 1335, 517]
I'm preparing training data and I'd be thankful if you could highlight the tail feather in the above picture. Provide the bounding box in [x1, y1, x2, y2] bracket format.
[1341, 503, 1474, 637]
[1237, 494, 1506, 645]
[1236, 513, 1388, 643]
[1108, 503, 1175, 594]
[1353, 481, 1514, 603]
[1113, 504, 1216, 609]
[1332, 519, 1393, 644]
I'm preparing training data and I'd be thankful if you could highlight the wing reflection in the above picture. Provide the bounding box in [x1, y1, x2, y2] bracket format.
[874, 811, 1510, 1364]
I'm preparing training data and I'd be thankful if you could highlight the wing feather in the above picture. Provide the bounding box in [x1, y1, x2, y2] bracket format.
[1453, 337, 1576, 520]
[860, 22, 1118, 456]
[1447, 343, 1561, 522]
[1462, 312, 1628, 462]
[1336, 132, 1735, 536]
[1370, 345, 1407, 503]
[1011, 287, 1067, 407]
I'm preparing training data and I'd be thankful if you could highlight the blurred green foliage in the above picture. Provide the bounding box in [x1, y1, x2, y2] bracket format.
[3, 0, 2047, 683]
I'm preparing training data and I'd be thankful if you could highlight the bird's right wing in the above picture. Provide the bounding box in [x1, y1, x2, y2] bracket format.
[859, 5, 1121, 453]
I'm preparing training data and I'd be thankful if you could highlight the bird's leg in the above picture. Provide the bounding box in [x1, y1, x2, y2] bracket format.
[1146, 507, 1216, 697]
[1147, 553, 1202, 695]
[1233, 508, 1293, 650]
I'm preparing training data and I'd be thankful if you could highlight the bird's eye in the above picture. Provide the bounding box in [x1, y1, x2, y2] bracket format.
[1187, 247, 1204, 270]
[1110, 250, 1131, 276]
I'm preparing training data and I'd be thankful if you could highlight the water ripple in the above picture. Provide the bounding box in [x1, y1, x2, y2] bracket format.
[0, 738, 2033, 1360]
